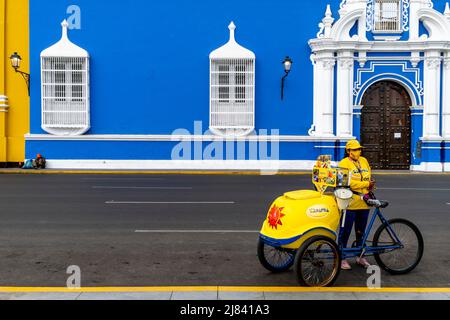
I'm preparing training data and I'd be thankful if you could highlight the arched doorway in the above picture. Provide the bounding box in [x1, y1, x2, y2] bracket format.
[360, 81, 412, 170]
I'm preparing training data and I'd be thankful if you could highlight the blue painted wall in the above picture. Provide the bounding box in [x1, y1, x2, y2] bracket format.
[30, 0, 343, 136]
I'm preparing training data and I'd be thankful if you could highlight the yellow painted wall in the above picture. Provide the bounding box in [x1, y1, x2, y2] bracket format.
[0, 0, 29, 163]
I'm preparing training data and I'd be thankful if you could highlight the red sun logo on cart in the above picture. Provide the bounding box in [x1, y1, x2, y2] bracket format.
[268, 205, 285, 230]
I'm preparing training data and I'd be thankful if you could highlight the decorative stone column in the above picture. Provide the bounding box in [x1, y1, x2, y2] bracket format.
[312, 53, 336, 137]
[423, 51, 442, 139]
[443, 54, 450, 139]
[310, 54, 321, 136]
[336, 52, 354, 137]
[322, 57, 336, 137]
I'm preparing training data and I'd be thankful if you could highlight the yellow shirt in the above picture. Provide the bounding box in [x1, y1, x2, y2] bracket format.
[338, 156, 372, 210]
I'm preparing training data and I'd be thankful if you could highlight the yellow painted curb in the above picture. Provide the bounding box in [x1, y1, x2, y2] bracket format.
[0, 286, 449, 293]
[218, 286, 450, 293]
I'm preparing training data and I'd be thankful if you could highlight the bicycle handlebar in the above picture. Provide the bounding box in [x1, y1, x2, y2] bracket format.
[366, 199, 389, 208]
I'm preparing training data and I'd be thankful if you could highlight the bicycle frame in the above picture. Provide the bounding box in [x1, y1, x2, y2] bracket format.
[340, 207, 403, 260]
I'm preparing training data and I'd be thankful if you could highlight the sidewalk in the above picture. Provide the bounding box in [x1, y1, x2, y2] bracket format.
[0, 287, 449, 300]
[0, 168, 446, 175]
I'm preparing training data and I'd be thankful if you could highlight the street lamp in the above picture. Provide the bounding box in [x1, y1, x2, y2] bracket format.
[10, 52, 30, 96]
[281, 56, 293, 100]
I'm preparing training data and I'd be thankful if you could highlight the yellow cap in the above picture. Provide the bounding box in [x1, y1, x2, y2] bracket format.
[346, 140, 364, 150]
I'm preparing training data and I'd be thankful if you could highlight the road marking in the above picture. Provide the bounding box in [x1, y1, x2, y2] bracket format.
[378, 187, 450, 191]
[0, 286, 449, 293]
[106, 201, 236, 205]
[83, 178, 166, 181]
[93, 186, 193, 190]
[135, 230, 258, 233]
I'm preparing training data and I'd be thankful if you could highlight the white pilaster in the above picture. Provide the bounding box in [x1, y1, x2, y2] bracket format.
[310, 52, 336, 137]
[310, 55, 321, 136]
[336, 52, 354, 137]
[443, 53, 450, 139]
[313, 53, 336, 137]
[423, 51, 442, 139]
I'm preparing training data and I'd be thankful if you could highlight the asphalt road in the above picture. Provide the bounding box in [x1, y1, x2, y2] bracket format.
[0, 173, 449, 288]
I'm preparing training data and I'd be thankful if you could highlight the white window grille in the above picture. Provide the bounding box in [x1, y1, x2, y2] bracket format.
[374, 0, 401, 32]
[209, 22, 255, 137]
[40, 20, 90, 136]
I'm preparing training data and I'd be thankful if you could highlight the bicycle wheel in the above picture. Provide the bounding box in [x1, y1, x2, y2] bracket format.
[294, 236, 341, 287]
[257, 239, 295, 273]
[373, 219, 424, 275]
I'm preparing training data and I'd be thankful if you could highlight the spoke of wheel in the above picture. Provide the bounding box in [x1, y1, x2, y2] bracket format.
[265, 245, 293, 268]
[379, 223, 419, 270]
[301, 241, 337, 286]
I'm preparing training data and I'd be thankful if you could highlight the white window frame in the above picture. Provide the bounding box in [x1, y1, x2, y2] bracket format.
[209, 22, 256, 138]
[40, 20, 90, 136]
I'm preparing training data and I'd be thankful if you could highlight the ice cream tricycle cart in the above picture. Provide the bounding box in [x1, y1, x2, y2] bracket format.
[258, 156, 424, 287]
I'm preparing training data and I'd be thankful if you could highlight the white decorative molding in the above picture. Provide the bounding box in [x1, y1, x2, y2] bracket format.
[317, 5, 335, 39]
[418, 8, 450, 41]
[358, 51, 367, 67]
[425, 56, 442, 69]
[42, 160, 332, 171]
[410, 51, 421, 67]
[353, 61, 423, 101]
[366, 0, 375, 32]
[40, 160, 445, 172]
[330, 8, 365, 41]
[445, 3, 450, 21]
[25, 133, 356, 143]
[373, 35, 402, 41]
[402, 0, 411, 32]
[339, 0, 349, 16]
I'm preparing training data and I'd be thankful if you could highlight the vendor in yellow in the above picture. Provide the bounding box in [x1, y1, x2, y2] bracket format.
[338, 140, 375, 270]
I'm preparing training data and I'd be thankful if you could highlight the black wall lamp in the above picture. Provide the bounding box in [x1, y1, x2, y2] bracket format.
[10, 52, 30, 96]
[281, 56, 293, 100]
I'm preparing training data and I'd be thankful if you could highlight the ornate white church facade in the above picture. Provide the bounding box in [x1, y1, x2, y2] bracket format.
[309, 0, 450, 171]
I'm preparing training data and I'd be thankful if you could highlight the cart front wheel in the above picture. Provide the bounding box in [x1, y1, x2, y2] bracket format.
[257, 239, 295, 273]
[373, 218, 424, 275]
[294, 236, 341, 287]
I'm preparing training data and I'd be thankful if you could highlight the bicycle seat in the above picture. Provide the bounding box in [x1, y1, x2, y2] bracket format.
[366, 199, 389, 208]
